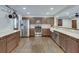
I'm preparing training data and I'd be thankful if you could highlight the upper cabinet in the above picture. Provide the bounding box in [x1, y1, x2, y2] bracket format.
[48, 17, 54, 25]
[30, 18, 36, 24]
[58, 19, 62, 26]
[42, 18, 47, 24]
[72, 20, 77, 29]
[23, 17, 54, 25]
[42, 17, 54, 25]
[30, 17, 42, 24]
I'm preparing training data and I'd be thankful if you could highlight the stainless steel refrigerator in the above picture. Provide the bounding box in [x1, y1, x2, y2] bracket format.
[20, 19, 30, 37]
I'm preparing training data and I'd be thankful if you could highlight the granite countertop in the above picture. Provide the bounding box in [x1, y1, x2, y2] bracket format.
[50, 27, 79, 39]
[0, 30, 20, 38]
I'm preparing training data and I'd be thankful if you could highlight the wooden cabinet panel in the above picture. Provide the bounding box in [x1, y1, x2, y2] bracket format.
[0, 31, 20, 53]
[30, 19, 36, 24]
[0, 37, 6, 53]
[58, 19, 62, 26]
[58, 32, 79, 53]
[42, 29, 50, 37]
[50, 31, 53, 39]
[30, 29, 35, 37]
[72, 20, 77, 29]
[6, 31, 20, 53]
[66, 36, 78, 53]
[42, 18, 47, 24]
[59, 33, 66, 51]
[7, 39, 17, 52]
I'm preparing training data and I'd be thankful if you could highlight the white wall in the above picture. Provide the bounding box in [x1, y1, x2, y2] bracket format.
[56, 18, 79, 29]
[0, 6, 13, 31]
[62, 19, 72, 28]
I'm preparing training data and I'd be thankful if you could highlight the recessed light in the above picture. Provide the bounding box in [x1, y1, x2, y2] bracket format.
[23, 7, 26, 10]
[50, 8, 54, 10]
[27, 12, 30, 14]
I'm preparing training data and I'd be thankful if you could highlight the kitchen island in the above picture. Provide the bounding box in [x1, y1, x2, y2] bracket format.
[0, 30, 20, 53]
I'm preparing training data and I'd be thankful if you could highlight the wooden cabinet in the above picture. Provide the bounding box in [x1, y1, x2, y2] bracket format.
[53, 31, 79, 53]
[6, 32, 20, 52]
[58, 19, 62, 26]
[66, 36, 79, 53]
[42, 18, 47, 24]
[41, 17, 54, 25]
[30, 29, 35, 37]
[30, 19, 36, 24]
[30, 17, 42, 24]
[59, 33, 67, 51]
[0, 37, 6, 53]
[50, 31, 53, 39]
[53, 31, 60, 45]
[0, 31, 20, 53]
[72, 20, 77, 29]
[42, 29, 50, 37]
[47, 17, 54, 25]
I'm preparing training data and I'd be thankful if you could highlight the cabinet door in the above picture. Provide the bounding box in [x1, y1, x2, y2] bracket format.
[42, 18, 47, 24]
[59, 33, 66, 51]
[30, 29, 35, 37]
[42, 29, 50, 37]
[49, 17, 54, 26]
[50, 32, 53, 39]
[58, 19, 62, 26]
[0, 37, 6, 53]
[30, 19, 36, 24]
[72, 20, 77, 29]
[46, 18, 51, 24]
[6, 32, 20, 52]
[66, 36, 78, 53]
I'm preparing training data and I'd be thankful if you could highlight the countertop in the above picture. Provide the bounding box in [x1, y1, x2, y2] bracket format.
[50, 27, 79, 39]
[0, 29, 20, 38]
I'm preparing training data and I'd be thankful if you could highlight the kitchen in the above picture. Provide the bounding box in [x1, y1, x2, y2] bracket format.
[0, 5, 79, 53]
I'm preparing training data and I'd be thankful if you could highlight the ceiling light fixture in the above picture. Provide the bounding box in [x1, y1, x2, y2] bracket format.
[50, 8, 54, 10]
[23, 7, 26, 10]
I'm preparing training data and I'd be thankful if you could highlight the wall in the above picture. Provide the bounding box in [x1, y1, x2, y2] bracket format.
[62, 19, 72, 28]
[0, 6, 13, 31]
[56, 17, 79, 29]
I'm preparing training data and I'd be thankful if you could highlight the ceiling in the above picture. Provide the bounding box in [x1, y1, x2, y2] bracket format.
[7, 5, 79, 19]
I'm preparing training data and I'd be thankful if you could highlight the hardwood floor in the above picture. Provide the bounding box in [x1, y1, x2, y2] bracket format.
[12, 37, 64, 53]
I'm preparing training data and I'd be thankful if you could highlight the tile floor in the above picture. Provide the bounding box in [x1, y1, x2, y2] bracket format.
[12, 37, 64, 53]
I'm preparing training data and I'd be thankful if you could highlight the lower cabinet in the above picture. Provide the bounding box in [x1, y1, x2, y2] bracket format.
[42, 29, 50, 37]
[66, 36, 79, 53]
[0, 31, 20, 53]
[59, 33, 67, 51]
[0, 37, 6, 53]
[30, 29, 35, 37]
[53, 31, 79, 53]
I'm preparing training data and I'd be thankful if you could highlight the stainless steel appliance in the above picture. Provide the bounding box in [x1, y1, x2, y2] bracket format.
[20, 19, 30, 37]
[35, 24, 42, 36]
